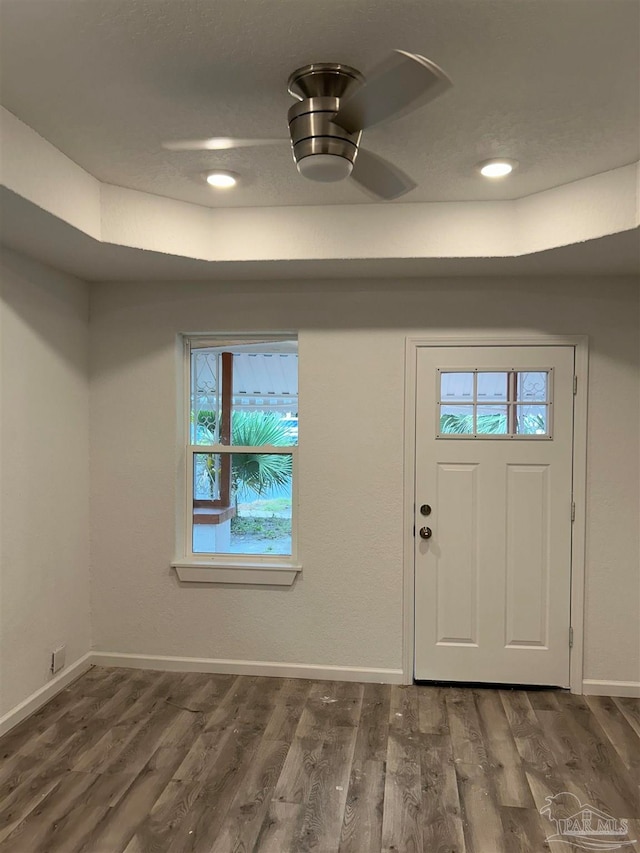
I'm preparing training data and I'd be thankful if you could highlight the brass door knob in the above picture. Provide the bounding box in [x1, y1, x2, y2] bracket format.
[419, 526, 432, 540]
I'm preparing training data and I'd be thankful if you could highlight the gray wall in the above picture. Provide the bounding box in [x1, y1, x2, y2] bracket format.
[89, 276, 640, 685]
[0, 249, 91, 717]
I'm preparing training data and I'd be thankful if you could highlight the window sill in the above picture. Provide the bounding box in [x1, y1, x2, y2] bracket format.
[171, 559, 301, 586]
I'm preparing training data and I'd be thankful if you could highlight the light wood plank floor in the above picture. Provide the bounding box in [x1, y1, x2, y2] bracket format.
[0, 668, 638, 852]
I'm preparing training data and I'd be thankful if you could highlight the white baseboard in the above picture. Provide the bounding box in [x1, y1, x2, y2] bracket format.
[4, 653, 635, 739]
[0, 652, 94, 738]
[90, 652, 405, 685]
[0, 650, 403, 738]
[582, 679, 640, 698]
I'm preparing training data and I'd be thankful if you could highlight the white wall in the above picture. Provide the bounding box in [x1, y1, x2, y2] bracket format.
[0, 248, 91, 716]
[89, 277, 640, 686]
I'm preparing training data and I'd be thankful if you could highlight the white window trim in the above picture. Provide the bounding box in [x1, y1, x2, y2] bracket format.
[171, 334, 301, 586]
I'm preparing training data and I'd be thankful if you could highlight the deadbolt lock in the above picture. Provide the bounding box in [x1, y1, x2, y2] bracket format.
[420, 504, 432, 516]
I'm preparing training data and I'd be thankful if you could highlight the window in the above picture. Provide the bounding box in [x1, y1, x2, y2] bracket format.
[172, 335, 300, 585]
[437, 368, 552, 438]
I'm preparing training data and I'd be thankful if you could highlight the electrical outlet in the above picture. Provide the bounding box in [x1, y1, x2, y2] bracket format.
[51, 645, 66, 674]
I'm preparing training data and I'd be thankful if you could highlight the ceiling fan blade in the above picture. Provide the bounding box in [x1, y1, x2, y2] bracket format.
[334, 50, 452, 133]
[162, 137, 286, 151]
[350, 148, 416, 200]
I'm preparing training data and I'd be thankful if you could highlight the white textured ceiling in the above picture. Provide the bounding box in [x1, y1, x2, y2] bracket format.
[1, 0, 638, 209]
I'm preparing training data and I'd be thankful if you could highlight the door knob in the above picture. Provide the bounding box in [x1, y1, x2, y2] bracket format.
[419, 526, 432, 540]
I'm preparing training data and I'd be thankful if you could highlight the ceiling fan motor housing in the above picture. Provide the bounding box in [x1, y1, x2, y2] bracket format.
[287, 64, 364, 182]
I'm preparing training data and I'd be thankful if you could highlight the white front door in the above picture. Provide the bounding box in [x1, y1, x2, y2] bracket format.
[414, 346, 575, 687]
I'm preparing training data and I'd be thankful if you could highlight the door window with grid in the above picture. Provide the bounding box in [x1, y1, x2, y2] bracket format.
[437, 368, 552, 438]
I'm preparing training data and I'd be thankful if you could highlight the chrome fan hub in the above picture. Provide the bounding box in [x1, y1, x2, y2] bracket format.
[287, 63, 364, 100]
[287, 64, 365, 182]
[288, 96, 363, 182]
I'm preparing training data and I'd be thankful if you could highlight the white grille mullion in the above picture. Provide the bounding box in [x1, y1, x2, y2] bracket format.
[187, 444, 294, 455]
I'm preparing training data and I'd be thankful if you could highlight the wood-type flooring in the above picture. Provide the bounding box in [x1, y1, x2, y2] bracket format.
[0, 667, 638, 852]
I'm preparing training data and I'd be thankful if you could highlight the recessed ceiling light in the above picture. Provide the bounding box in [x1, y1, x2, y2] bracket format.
[205, 171, 238, 188]
[478, 159, 518, 178]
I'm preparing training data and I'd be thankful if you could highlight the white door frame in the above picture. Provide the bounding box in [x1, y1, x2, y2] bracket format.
[402, 334, 589, 694]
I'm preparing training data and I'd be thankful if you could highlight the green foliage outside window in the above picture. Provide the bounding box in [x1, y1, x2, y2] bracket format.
[440, 411, 546, 435]
[194, 410, 294, 499]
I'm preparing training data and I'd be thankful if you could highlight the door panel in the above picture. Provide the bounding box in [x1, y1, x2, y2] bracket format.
[435, 463, 479, 645]
[414, 346, 574, 687]
[505, 464, 549, 647]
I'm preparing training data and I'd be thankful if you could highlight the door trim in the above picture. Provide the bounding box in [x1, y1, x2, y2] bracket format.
[402, 334, 589, 693]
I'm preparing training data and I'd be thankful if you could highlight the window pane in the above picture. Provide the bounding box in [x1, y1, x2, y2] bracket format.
[192, 346, 298, 447]
[229, 483, 292, 556]
[477, 372, 508, 401]
[440, 372, 474, 402]
[193, 452, 293, 555]
[232, 352, 298, 447]
[476, 405, 508, 434]
[517, 371, 547, 402]
[232, 410, 297, 447]
[192, 351, 220, 444]
[516, 405, 548, 435]
[194, 453, 221, 501]
[440, 405, 474, 434]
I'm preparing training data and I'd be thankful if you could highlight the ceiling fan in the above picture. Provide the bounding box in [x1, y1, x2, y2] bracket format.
[163, 50, 452, 200]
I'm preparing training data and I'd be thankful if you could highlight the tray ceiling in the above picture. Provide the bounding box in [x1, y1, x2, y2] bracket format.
[1, 0, 638, 209]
